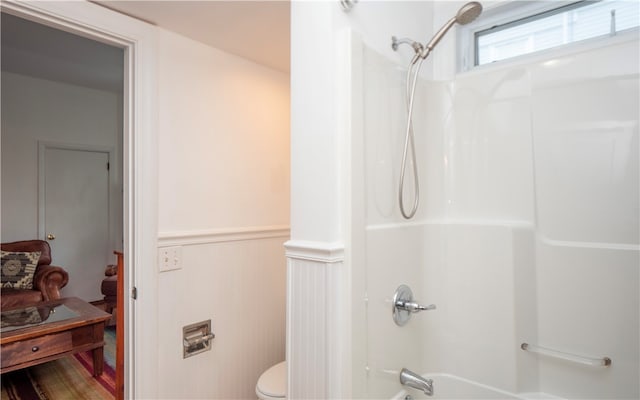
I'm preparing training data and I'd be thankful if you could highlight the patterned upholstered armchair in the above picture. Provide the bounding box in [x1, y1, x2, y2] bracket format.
[1, 240, 69, 309]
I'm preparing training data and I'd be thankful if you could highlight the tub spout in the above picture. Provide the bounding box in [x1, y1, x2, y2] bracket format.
[400, 368, 433, 396]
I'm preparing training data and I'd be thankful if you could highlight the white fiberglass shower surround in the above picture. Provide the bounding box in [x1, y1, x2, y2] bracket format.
[344, 4, 639, 400]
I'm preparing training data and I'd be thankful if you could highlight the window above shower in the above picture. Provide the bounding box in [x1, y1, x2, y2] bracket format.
[459, 0, 640, 70]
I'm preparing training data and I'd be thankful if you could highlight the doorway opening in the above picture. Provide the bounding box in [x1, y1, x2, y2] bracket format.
[1, 1, 160, 397]
[1, 10, 125, 399]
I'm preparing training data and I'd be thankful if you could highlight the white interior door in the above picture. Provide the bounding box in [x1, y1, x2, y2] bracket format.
[40, 145, 111, 302]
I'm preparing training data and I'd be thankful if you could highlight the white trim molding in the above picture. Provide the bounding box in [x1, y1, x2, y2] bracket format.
[158, 225, 290, 247]
[284, 239, 345, 263]
[0, 2, 159, 398]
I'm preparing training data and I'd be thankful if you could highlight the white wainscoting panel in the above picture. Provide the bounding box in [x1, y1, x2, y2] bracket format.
[156, 229, 289, 399]
[286, 240, 347, 399]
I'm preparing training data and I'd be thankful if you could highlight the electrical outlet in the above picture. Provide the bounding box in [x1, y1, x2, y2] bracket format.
[158, 246, 182, 272]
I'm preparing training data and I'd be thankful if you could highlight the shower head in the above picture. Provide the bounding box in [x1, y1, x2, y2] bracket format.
[421, 1, 482, 59]
[455, 1, 483, 25]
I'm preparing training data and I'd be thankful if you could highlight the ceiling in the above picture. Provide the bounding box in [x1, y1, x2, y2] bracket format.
[95, 1, 291, 72]
[1, 1, 290, 94]
[1, 13, 125, 93]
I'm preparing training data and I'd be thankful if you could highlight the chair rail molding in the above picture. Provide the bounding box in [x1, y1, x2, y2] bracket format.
[158, 225, 290, 247]
[284, 239, 345, 263]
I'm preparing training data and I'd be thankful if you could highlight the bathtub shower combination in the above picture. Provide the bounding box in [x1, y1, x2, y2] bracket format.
[347, 1, 639, 399]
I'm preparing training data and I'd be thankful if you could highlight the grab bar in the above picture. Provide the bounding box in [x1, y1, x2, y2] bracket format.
[521, 343, 611, 367]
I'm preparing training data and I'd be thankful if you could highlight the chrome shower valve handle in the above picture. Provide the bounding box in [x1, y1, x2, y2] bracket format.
[393, 284, 436, 326]
[395, 299, 436, 313]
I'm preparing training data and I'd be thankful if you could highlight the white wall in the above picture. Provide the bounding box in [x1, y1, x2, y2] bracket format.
[155, 28, 290, 399]
[1, 72, 121, 240]
[1, 71, 122, 300]
[156, 29, 290, 232]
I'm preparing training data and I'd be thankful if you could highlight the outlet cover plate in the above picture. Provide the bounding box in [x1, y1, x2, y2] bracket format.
[158, 246, 182, 272]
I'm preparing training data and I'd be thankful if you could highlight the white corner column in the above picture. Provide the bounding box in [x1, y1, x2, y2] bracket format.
[289, 1, 353, 398]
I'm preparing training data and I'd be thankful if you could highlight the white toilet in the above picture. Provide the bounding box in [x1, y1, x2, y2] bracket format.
[255, 361, 286, 400]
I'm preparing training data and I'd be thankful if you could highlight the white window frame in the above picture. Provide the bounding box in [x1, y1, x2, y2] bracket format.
[457, 0, 640, 72]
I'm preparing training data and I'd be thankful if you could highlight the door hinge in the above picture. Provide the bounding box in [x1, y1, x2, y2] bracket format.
[107, 162, 110, 170]
[132, 286, 138, 300]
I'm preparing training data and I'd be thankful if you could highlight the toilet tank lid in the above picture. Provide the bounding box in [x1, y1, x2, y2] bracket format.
[257, 361, 286, 397]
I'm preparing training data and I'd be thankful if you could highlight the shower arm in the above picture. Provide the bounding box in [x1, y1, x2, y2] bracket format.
[391, 36, 424, 54]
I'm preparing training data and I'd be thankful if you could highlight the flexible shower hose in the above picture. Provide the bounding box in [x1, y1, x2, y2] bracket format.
[399, 54, 424, 219]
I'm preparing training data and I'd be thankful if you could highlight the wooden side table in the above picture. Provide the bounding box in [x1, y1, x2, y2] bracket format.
[1, 297, 111, 376]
